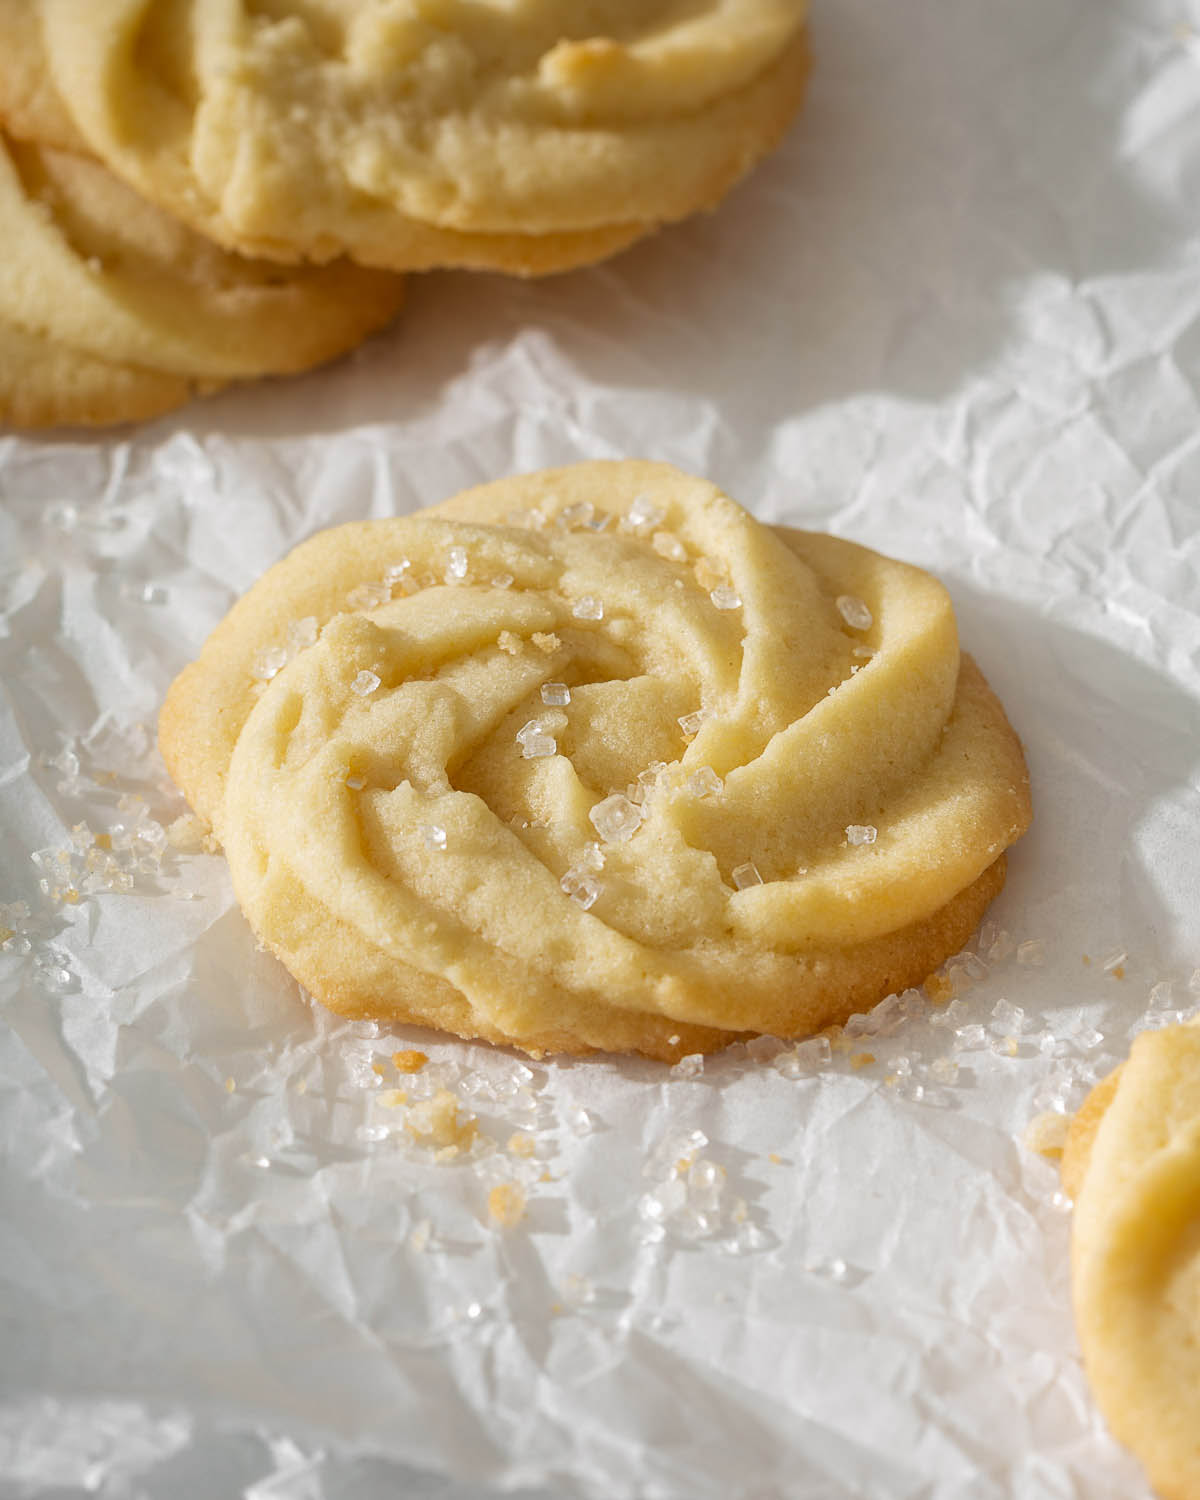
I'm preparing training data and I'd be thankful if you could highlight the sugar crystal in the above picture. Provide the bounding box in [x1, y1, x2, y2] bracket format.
[383, 560, 411, 586]
[541, 681, 571, 707]
[286, 616, 319, 653]
[492, 573, 515, 589]
[846, 824, 877, 846]
[672, 1053, 705, 1079]
[445, 546, 469, 582]
[573, 596, 604, 622]
[732, 862, 763, 890]
[422, 824, 447, 851]
[837, 595, 873, 631]
[347, 581, 390, 610]
[1018, 939, 1047, 967]
[580, 842, 605, 871]
[990, 998, 1027, 1033]
[252, 646, 288, 681]
[589, 793, 642, 844]
[710, 586, 742, 611]
[626, 494, 665, 531]
[652, 531, 688, 562]
[568, 1106, 593, 1137]
[351, 670, 381, 697]
[560, 870, 601, 910]
[559, 502, 594, 530]
[677, 709, 707, 737]
[688, 767, 723, 799]
[953, 1024, 987, 1051]
[929, 1057, 960, 1084]
[345, 775, 365, 791]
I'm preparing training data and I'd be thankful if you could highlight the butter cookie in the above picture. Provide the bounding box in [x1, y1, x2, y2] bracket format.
[1062, 1021, 1200, 1500]
[36, 0, 810, 273]
[160, 462, 1031, 1059]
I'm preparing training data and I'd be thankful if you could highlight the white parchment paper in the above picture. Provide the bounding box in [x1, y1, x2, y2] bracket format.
[3, 1, 1200, 1496]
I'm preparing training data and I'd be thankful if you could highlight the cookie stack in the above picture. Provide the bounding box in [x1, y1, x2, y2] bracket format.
[0, 0, 812, 429]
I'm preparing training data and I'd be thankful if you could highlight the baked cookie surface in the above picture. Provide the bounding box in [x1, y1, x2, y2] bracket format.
[0, 130, 405, 382]
[160, 462, 1031, 1059]
[35, 0, 810, 271]
[1062, 1021, 1200, 1500]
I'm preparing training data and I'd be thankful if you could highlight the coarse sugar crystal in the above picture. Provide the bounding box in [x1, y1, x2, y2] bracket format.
[1018, 939, 1047, 966]
[572, 595, 604, 621]
[491, 573, 515, 589]
[286, 616, 319, 652]
[732, 862, 763, 890]
[345, 774, 365, 790]
[421, 824, 447, 851]
[652, 531, 688, 562]
[846, 824, 877, 846]
[953, 1023, 987, 1051]
[990, 998, 1027, 1033]
[559, 502, 594, 529]
[836, 595, 873, 631]
[677, 709, 706, 737]
[710, 586, 742, 611]
[541, 681, 571, 707]
[351, 669, 381, 696]
[589, 793, 642, 844]
[251, 645, 288, 681]
[445, 546, 469, 582]
[929, 1056, 960, 1084]
[672, 1053, 704, 1079]
[688, 767, 722, 799]
[560, 870, 601, 910]
[383, 560, 411, 586]
[347, 581, 390, 610]
[626, 494, 665, 531]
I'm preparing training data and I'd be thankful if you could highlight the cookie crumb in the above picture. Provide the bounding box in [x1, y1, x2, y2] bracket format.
[498, 631, 522, 655]
[507, 1132, 536, 1158]
[1025, 1109, 1070, 1159]
[488, 1181, 526, 1228]
[531, 632, 560, 653]
[406, 1089, 477, 1151]
[393, 1049, 428, 1073]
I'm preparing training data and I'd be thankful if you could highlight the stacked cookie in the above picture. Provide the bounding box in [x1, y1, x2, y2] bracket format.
[0, 1, 812, 428]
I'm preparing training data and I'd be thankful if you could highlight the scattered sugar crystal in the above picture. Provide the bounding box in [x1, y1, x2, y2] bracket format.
[567, 1106, 593, 1137]
[987, 929, 1015, 963]
[851, 644, 876, 660]
[677, 709, 707, 737]
[1101, 948, 1127, 973]
[580, 842, 605, 871]
[463, 1302, 484, 1321]
[652, 531, 688, 562]
[1017, 939, 1046, 967]
[421, 823, 447, 851]
[560, 870, 601, 910]
[990, 1035, 1019, 1057]
[846, 824, 877, 846]
[541, 682, 571, 706]
[532, 632, 560, 654]
[589, 793, 642, 844]
[445, 547, 469, 582]
[640, 1179, 687, 1223]
[351, 669, 381, 696]
[251, 645, 288, 681]
[725, 1220, 769, 1256]
[687, 1159, 725, 1212]
[584, 510, 611, 532]
[774, 1036, 833, 1076]
[521, 731, 556, 759]
[1051, 1190, 1073, 1213]
[492, 573, 515, 589]
[929, 1057, 959, 1084]
[383, 560, 411, 586]
[1037, 1031, 1069, 1058]
[345, 774, 366, 791]
[732, 862, 763, 890]
[626, 494, 665, 531]
[953, 1024, 987, 1051]
[287, 616, 319, 653]
[836, 595, 873, 631]
[347, 581, 390, 610]
[1072, 1026, 1104, 1051]
[559, 502, 594, 530]
[710, 586, 742, 611]
[1148, 980, 1175, 1009]
[507, 508, 543, 529]
[990, 998, 1027, 1033]
[746, 1034, 786, 1062]
[813, 1257, 850, 1283]
[573, 595, 604, 621]
[688, 767, 723, 799]
[672, 1053, 704, 1079]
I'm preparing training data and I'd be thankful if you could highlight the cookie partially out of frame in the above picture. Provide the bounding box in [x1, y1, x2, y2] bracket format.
[160, 461, 1031, 1060]
[1061, 1021, 1200, 1500]
[0, 311, 210, 428]
[0, 130, 404, 383]
[32, 0, 810, 274]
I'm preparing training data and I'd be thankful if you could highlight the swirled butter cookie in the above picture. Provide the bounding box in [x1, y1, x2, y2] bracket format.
[1061, 1021, 1200, 1500]
[159, 462, 1031, 1059]
[0, 130, 404, 384]
[34, 0, 810, 273]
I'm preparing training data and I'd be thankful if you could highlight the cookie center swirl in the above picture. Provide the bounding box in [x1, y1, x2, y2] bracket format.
[218, 473, 1026, 1040]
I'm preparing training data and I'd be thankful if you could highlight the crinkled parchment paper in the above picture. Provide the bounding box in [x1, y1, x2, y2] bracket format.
[3, 1, 1200, 1496]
